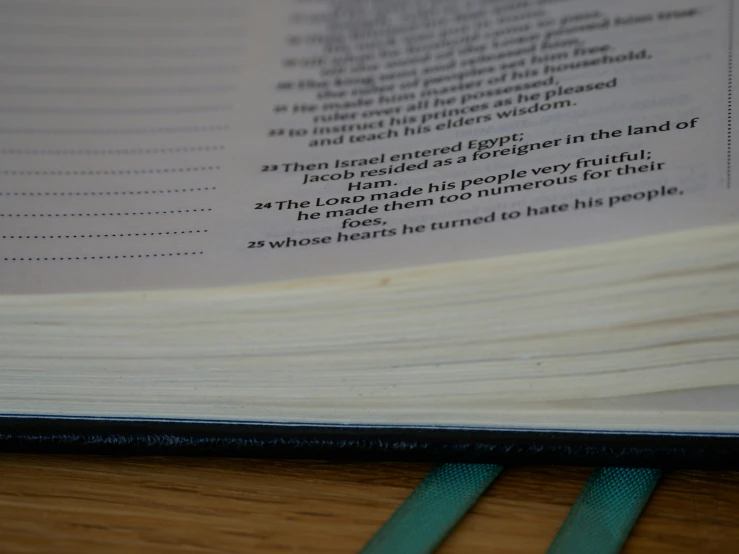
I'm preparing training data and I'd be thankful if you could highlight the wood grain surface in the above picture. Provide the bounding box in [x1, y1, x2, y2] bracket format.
[1, 455, 738, 553]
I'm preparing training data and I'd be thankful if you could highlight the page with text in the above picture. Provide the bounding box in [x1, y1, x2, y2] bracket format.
[1, 0, 737, 293]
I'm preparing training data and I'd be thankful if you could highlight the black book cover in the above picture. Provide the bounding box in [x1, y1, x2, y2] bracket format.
[2, 416, 737, 468]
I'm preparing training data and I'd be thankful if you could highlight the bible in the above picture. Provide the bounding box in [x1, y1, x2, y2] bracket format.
[1, 0, 738, 465]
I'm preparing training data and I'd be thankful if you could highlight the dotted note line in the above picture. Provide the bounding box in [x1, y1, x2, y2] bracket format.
[4, 252, 204, 261]
[0, 85, 236, 95]
[0, 166, 220, 176]
[0, 125, 229, 135]
[0, 46, 242, 59]
[0, 6, 242, 18]
[0, 209, 212, 217]
[0, 24, 243, 39]
[2, 231, 208, 239]
[0, 146, 225, 155]
[729, 0, 735, 189]
[0, 65, 240, 76]
[0, 105, 232, 115]
[0, 187, 216, 197]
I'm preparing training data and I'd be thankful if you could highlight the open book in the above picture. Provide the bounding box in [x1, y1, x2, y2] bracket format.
[2, 0, 738, 463]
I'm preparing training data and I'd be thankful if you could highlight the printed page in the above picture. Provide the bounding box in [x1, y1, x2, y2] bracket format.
[1, 0, 738, 294]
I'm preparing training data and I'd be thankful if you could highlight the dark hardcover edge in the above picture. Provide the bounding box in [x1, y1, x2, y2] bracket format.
[1, 416, 737, 467]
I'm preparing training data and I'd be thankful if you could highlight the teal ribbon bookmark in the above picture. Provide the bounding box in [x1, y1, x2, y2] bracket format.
[547, 467, 662, 554]
[360, 463, 504, 554]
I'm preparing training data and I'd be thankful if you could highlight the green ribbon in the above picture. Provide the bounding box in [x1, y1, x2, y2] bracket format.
[361, 464, 661, 554]
[547, 467, 662, 554]
[360, 463, 504, 554]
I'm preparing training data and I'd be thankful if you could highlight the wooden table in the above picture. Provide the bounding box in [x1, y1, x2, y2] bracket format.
[1, 455, 738, 553]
